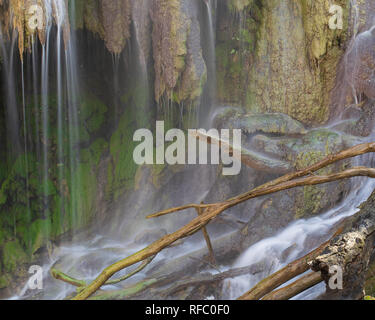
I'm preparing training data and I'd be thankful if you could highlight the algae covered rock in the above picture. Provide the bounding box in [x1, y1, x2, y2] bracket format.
[2, 240, 28, 273]
[151, 0, 207, 105]
[216, 0, 350, 125]
[100, 0, 131, 54]
[216, 112, 307, 135]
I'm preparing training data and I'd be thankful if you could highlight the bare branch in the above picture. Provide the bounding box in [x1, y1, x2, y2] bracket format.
[261, 272, 323, 300]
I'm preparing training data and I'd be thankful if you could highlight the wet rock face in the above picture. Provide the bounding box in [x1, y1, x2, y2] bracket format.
[100, 0, 131, 54]
[345, 27, 375, 101]
[248, 0, 349, 125]
[215, 112, 307, 135]
[151, 0, 207, 105]
[216, 0, 350, 125]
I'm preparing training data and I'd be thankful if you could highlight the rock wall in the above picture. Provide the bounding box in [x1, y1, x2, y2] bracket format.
[217, 0, 349, 125]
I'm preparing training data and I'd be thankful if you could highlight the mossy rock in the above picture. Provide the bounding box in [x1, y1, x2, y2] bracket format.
[80, 138, 108, 167]
[79, 95, 108, 136]
[218, 112, 307, 135]
[108, 107, 139, 200]
[228, 0, 253, 11]
[292, 129, 348, 219]
[0, 274, 11, 289]
[2, 240, 28, 273]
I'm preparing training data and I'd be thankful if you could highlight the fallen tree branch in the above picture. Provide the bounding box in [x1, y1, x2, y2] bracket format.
[69, 143, 375, 300]
[196, 203, 217, 267]
[87, 263, 265, 300]
[106, 255, 156, 285]
[147, 203, 215, 219]
[51, 255, 156, 289]
[261, 272, 323, 300]
[240, 183, 375, 301]
[50, 269, 86, 288]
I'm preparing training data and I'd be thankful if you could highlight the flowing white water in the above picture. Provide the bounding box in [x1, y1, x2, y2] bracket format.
[3, 0, 375, 301]
[201, 0, 218, 128]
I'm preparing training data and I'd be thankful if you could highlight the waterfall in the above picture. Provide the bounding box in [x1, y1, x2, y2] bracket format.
[0, 0, 81, 247]
[1, 0, 375, 301]
[201, 0, 217, 128]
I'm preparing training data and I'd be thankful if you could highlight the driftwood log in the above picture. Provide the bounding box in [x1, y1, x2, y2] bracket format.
[309, 191, 375, 300]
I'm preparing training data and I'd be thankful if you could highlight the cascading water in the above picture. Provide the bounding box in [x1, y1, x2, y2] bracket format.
[1, 0, 375, 301]
[0, 0, 82, 275]
[200, 0, 217, 128]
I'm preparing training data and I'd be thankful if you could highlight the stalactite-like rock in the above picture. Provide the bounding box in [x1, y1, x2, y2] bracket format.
[9, 0, 26, 57]
[0, 0, 70, 57]
[151, 0, 207, 105]
[99, 0, 131, 55]
[174, 2, 207, 104]
[151, 0, 188, 102]
[229, 0, 252, 12]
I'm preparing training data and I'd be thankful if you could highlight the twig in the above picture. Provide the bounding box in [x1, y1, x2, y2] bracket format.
[147, 203, 215, 219]
[197, 203, 217, 267]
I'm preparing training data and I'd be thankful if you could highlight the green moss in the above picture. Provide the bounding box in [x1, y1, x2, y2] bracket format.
[89, 279, 157, 300]
[79, 95, 108, 135]
[66, 162, 97, 229]
[0, 274, 11, 289]
[109, 108, 138, 200]
[228, 0, 253, 12]
[216, 2, 263, 106]
[2, 240, 28, 273]
[29, 219, 51, 254]
[0, 228, 4, 244]
[365, 261, 375, 298]
[80, 138, 108, 167]
[292, 129, 346, 218]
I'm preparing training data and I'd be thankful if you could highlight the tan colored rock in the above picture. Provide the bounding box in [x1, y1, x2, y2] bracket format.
[247, 0, 348, 125]
[99, 0, 131, 54]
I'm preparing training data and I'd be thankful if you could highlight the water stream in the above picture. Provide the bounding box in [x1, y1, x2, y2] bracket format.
[1, 0, 375, 301]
